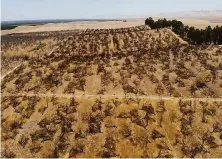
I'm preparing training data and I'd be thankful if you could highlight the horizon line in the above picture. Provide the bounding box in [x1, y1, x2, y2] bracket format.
[2, 9, 222, 22]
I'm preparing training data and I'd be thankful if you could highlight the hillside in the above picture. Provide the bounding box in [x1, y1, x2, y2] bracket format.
[2, 26, 222, 98]
[1, 26, 222, 158]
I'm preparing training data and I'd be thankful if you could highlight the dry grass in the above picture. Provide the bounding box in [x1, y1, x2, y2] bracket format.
[1, 39, 56, 75]
[1, 26, 222, 158]
[2, 27, 222, 97]
[1, 96, 222, 158]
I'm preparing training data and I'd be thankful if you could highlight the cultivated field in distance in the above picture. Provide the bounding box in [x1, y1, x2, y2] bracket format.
[1, 24, 222, 157]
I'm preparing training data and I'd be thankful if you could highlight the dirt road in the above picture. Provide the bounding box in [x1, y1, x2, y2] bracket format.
[2, 93, 222, 102]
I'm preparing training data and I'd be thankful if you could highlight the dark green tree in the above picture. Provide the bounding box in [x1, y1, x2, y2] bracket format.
[145, 17, 155, 29]
[171, 20, 184, 36]
[218, 26, 222, 44]
[144, 17, 222, 45]
[205, 26, 212, 44]
[184, 25, 190, 38]
[187, 27, 195, 43]
[212, 26, 219, 44]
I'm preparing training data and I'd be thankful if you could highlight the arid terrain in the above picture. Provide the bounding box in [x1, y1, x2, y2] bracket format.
[2, 10, 222, 35]
[1, 20, 143, 35]
[1, 30, 81, 75]
[2, 18, 222, 36]
[1, 24, 222, 158]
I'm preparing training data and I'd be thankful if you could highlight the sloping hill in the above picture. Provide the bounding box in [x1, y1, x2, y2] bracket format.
[1, 26, 222, 158]
[2, 26, 222, 98]
[2, 96, 222, 158]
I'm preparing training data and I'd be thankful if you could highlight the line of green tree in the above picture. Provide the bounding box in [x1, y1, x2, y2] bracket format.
[145, 17, 222, 45]
[1, 25, 18, 30]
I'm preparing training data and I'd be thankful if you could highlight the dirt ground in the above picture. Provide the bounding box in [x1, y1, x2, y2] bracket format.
[2, 95, 222, 158]
[1, 20, 143, 35]
[2, 17, 222, 35]
[1, 25, 222, 158]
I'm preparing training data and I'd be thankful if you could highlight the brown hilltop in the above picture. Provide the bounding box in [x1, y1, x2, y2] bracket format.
[2, 25, 222, 98]
[51, 25, 185, 57]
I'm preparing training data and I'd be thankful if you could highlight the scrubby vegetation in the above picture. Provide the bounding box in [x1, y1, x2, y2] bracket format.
[2, 25, 222, 158]
[1, 30, 75, 75]
[2, 26, 222, 98]
[2, 96, 222, 158]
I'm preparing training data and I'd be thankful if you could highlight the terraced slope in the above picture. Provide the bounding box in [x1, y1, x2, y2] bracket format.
[1, 26, 222, 158]
[1, 30, 79, 75]
[2, 26, 222, 97]
[2, 96, 222, 158]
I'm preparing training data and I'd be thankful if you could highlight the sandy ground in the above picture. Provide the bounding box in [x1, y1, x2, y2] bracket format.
[2, 17, 222, 35]
[174, 18, 222, 29]
[1, 20, 143, 35]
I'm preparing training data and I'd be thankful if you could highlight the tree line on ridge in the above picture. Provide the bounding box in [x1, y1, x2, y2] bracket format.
[145, 17, 222, 45]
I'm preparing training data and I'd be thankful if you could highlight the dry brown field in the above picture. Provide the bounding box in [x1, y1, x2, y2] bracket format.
[1, 25, 222, 158]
